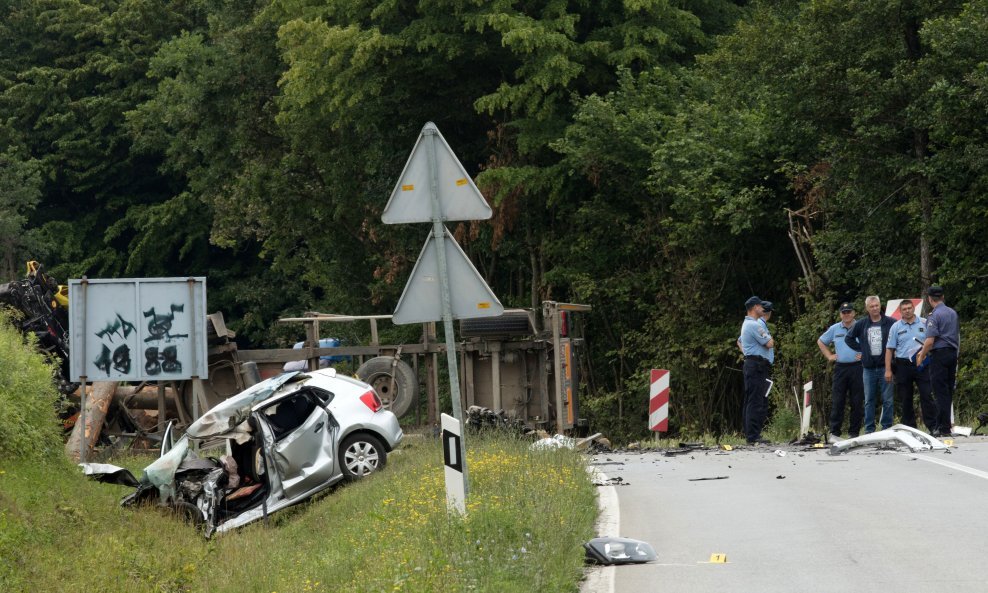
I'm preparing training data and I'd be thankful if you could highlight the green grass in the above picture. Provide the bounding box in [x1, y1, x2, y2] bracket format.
[0, 433, 597, 593]
[0, 313, 62, 460]
[763, 407, 801, 443]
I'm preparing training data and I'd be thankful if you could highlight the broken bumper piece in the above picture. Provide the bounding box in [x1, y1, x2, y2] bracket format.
[828, 424, 948, 455]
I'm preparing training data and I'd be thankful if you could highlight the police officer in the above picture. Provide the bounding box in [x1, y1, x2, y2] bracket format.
[845, 295, 896, 433]
[884, 299, 936, 432]
[740, 296, 774, 444]
[737, 300, 774, 362]
[761, 300, 774, 323]
[916, 286, 960, 437]
[817, 302, 863, 439]
[760, 301, 775, 360]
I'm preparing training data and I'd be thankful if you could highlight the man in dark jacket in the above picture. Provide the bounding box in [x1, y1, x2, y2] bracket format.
[845, 295, 896, 433]
[916, 286, 960, 437]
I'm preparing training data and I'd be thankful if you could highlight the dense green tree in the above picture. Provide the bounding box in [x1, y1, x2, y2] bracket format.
[919, 0, 988, 309]
[0, 149, 42, 280]
[694, 0, 988, 427]
[6, 0, 988, 439]
[550, 62, 799, 436]
[0, 0, 208, 280]
[272, 0, 745, 315]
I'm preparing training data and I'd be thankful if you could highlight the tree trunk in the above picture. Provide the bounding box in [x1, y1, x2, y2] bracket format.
[905, 15, 933, 287]
[65, 381, 118, 462]
[919, 173, 932, 287]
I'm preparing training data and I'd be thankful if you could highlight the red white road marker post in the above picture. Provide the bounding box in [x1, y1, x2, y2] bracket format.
[649, 369, 670, 438]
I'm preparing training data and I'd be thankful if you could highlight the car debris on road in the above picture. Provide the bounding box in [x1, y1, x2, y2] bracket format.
[531, 432, 607, 451]
[592, 475, 631, 487]
[584, 537, 657, 565]
[828, 424, 948, 455]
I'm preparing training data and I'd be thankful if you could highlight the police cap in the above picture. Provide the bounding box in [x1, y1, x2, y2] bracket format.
[761, 300, 774, 312]
[927, 286, 944, 298]
[839, 302, 854, 313]
[744, 296, 762, 310]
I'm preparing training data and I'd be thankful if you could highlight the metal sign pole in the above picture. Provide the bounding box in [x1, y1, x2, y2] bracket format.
[425, 126, 469, 498]
[188, 278, 200, 452]
[79, 277, 89, 464]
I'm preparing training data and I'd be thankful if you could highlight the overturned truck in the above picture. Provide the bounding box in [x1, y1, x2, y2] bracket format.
[241, 301, 592, 433]
[79, 301, 592, 451]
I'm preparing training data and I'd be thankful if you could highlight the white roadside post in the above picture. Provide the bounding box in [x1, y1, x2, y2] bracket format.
[382, 122, 504, 510]
[441, 413, 466, 514]
[800, 381, 813, 438]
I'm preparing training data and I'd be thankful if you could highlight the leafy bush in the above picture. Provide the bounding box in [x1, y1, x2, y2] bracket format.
[955, 318, 988, 425]
[0, 312, 62, 459]
[764, 406, 801, 443]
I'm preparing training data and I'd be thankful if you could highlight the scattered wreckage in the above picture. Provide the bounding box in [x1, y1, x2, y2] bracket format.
[828, 424, 948, 455]
[0, 261, 76, 394]
[81, 369, 402, 536]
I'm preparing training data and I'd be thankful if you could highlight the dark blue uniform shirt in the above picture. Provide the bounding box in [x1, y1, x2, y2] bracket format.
[926, 302, 960, 350]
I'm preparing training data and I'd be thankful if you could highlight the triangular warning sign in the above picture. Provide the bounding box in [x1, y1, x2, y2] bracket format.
[392, 228, 504, 324]
[381, 122, 492, 224]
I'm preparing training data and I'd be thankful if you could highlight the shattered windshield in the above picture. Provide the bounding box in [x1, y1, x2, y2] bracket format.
[186, 372, 304, 438]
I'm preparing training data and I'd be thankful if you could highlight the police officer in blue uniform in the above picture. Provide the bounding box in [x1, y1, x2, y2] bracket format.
[740, 296, 774, 444]
[916, 286, 960, 437]
[736, 301, 775, 363]
[884, 299, 936, 432]
[817, 302, 863, 438]
[760, 301, 775, 364]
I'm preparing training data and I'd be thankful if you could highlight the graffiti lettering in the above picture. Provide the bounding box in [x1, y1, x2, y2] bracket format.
[93, 313, 136, 376]
[144, 345, 182, 376]
[143, 304, 189, 343]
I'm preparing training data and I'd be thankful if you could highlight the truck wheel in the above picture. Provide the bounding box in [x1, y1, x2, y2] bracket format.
[356, 357, 418, 418]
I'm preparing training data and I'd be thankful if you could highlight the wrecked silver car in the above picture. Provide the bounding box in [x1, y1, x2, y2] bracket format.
[82, 369, 403, 536]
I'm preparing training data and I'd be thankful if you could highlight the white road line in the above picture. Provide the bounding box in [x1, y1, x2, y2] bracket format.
[901, 453, 988, 480]
[582, 468, 619, 593]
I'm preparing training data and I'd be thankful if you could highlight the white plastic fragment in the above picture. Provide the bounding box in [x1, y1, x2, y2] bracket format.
[531, 434, 577, 450]
[829, 424, 948, 455]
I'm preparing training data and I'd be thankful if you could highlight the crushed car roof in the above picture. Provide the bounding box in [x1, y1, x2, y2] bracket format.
[186, 371, 307, 439]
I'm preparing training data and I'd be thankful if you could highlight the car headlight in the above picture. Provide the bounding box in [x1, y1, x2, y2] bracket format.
[584, 537, 657, 565]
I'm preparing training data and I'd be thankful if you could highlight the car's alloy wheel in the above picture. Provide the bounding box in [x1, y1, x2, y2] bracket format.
[340, 433, 387, 479]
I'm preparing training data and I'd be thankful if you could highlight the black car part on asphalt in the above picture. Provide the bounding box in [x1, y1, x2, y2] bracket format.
[584, 537, 657, 565]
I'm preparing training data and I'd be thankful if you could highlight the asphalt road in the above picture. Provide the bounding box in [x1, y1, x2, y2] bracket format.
[583, 437, 988, 593]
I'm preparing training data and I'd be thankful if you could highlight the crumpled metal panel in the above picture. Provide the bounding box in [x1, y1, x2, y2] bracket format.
[829, 424, 948, 455]
[270, 408, 337, 499]
[79, 463, 140, 487]
[186, 372, 302, 438]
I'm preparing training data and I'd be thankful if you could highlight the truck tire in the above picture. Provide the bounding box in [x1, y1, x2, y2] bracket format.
[356, 356, 418, 418]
